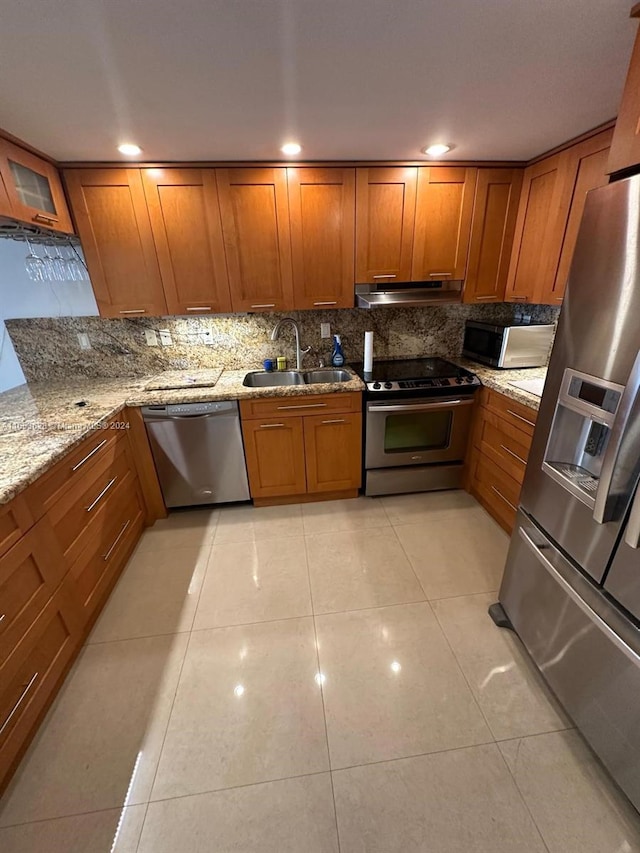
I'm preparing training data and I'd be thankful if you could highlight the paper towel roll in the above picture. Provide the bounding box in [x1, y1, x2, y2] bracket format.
[364, 331, 374, 374]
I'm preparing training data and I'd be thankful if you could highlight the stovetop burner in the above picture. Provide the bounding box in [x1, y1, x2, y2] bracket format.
[351, 357, 481, 395]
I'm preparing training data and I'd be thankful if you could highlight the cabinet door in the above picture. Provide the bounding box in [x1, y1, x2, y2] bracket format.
[241, 416, 306, 498]
[217, 168, 294, 312]
[64, 169, 167, 317]
[464, 169, 523, 303]
[287, 168, 355, 309]
[608, 16, 640, 175]
[411, 167, 477, 281]
[304, 412, 362, 493]
[142, 168, 232, 315]
[544, 130, 613, 304]
[504, 152, 575, 303]
[0, 139, 73, 233]
[355, 167, 416, 283]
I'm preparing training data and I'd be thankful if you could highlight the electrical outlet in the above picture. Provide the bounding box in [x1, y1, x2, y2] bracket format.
[321, 322, 331, 339]
[159, 329, 173, 346]
[201, 330, 214, 345]
[77, 332, 91, 350]
[145, 329, 158, 347]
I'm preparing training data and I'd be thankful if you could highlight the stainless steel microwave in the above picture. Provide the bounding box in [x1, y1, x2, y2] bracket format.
[462, 320, 554, 369]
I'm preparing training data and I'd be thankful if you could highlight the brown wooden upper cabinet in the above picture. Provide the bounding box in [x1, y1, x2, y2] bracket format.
[217, 168, 294, 312]
[463, 169, 523, 303]
[543, 129, 613, 304]
[141, 168, 232, 315]
[64, 169, 167, 317]
[505, 128, 612, 305]
[411, 167, 477, 281]
[355, 167, 417, 283]
[607, 9, 640, 175]
[0, 139, 73, 234]
[287, 168, 356, 309]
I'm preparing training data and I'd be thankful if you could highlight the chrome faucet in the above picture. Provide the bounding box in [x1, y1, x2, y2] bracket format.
[270, 318, 311, 370]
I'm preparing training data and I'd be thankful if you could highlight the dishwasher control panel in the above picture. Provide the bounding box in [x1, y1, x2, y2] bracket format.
[141, 401, 237, 416]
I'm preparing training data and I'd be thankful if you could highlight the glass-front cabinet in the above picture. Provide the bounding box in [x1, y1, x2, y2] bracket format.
[0, 138, 74, 233]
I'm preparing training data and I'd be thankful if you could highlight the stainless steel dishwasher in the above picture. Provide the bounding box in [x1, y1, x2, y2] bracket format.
[141, 401, 250, 507]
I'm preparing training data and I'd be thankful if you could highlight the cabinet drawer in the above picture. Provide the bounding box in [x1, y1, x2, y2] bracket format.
[0, 495, 34, 558]
[484, 390, 538, 437]
[69, 479, 144, 624]
[0, 516, 67, 666]
[0, 580, 82, 785]
[25, 419, 125, 521]
[240, 392, 361, 420]
[476, 415, 531, 484]
[472, 455, 520, 532]
[47, 437, 134, 566]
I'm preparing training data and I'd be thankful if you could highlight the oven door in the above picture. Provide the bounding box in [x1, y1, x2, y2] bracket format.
[365, 396, 475, 469]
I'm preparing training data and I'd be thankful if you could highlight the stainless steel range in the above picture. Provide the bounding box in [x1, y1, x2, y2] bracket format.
[351, 357, 481, 496]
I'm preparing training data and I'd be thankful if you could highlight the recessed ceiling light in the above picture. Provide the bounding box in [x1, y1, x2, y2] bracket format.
[423, 143, 452, 157]
[118, 143, 142, 156]
[281, 142, 302, 156]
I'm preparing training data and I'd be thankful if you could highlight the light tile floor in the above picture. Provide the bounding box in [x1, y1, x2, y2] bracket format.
[1, 492, 639, 852]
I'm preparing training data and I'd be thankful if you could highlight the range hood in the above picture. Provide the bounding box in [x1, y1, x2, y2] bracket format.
[355, 280, 463, 309]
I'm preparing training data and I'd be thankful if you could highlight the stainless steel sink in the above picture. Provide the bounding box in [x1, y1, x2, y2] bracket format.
[304, 369, 352, 384]
[243, 370, 306, 387]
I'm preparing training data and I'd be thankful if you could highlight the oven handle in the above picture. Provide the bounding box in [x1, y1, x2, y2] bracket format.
[368, 398, 475, 414]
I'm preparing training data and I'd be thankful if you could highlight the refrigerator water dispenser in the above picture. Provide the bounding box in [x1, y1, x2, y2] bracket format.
[542, 368, 623, 508]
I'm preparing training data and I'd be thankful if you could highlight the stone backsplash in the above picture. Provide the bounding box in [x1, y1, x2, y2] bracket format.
[6, 303, 560, 383]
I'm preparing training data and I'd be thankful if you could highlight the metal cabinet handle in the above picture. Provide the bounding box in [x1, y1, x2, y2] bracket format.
[71, 438, 107, 472]
[313, 301, 337, 306]
[32, 213, 58, 225]
[519, 526, 640, 665]
[0, 672, 39, 736]
[372, 274, 397, 280]
[321, 419, 346, 424]
[428, 272, 452, 277]
[102, 519, 131, 561]
[510, 295, 529, 301]
[250, 303, 276, 309]
[475, 295, 496, 301]
[119, 309, 147, 315]
[0, 613, 5, 624]
[85, 476, 117, 512]
[276, 403, 328, 410]
[491, 485, 517, 512]
[186, 306, 212, 312]
[259, 423, 285, 428]
[506, 409, 536, 428]
[499, 444, 527, 466]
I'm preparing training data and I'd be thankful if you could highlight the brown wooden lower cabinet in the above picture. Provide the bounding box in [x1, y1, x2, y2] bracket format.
[0, 409, 164, 794]
[240, 393, 363, 503]
[465, 388, 538, 534]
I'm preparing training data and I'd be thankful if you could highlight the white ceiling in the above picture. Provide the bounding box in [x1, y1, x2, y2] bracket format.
[0, 0, 635, 163]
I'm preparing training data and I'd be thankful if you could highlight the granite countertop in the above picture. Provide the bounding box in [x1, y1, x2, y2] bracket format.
[0, 360, 543, 507]
[453, 358, 547, 411]
[0, 368, 366, 506]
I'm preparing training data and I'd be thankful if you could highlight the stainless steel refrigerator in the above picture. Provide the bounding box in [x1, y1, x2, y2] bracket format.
[497, 174, 640, 811]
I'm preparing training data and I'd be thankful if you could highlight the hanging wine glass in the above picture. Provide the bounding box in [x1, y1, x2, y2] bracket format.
[24, 237, 45, 281]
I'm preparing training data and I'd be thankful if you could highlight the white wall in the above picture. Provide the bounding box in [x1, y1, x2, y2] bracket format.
[0, 239, 98, 391]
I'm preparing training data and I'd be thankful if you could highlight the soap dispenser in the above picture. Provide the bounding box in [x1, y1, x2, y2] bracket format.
[331, 334, 345, 367]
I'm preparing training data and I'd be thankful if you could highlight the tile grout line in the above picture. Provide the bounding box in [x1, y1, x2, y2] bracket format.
[302, 532, 343, 853]
[492, 739, 553, 853]
[428, 599, 501, 742]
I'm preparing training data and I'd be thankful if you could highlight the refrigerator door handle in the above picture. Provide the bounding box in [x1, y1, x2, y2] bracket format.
[624, 487, 640, 549]
[518, 526, 640, 665]
[594, 349, 640, 524]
